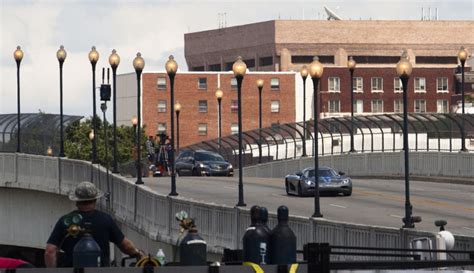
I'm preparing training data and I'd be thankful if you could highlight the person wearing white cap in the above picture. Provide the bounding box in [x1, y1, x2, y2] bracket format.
[45, 181, 143, 267]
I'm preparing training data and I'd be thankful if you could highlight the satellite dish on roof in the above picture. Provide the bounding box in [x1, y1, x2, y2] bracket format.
[324, 6, 342, 20]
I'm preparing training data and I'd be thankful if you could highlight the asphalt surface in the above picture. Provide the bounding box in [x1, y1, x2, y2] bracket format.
[129, 175, 474, 237]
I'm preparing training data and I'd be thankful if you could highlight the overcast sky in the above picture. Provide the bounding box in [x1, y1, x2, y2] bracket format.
[1, 0, 473, 118]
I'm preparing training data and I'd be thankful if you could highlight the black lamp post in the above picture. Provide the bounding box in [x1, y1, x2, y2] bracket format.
[215, 89, 223, 148]
[89, 46, 99, 163]
[458, 46, 468, 152]
[14, 46, 23, 153]
[101, 102, 111, 209]
[57, 45, 67, 157]
[256, 78, 264, 163]
[309, 56, 324, 218]
[132, 116, 138, 137]
[233, 56, 247, 207]
[300, 66, 308, 157]
[109, 49, 120, 173]
[397, 50, 416, 228]
[89, 130, 95, 160]
[133, 53, 145, 185]
[347, 56, 357, 153]
[166, 55, 178, 196]
[175, 102, 182, 152]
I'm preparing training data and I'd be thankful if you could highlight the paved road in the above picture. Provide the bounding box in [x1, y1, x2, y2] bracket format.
[131, 176, 474, 236]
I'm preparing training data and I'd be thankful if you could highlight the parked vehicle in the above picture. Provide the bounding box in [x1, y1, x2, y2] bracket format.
[175, 150, 233, 177]
[285, 167, 352, 197]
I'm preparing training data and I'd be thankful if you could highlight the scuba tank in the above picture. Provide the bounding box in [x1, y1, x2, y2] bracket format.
[270, 206, 296, 264]
[260, 207, 271, 234]
[242, 205, 270, 264]
[73, 233, 101, 267]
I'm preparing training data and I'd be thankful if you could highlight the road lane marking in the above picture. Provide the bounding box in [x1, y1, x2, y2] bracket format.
[463, 227, 474, 231]
[329, 204, 347, 209]
[354, 189, 474, 212]
[390, 214, 403, 219]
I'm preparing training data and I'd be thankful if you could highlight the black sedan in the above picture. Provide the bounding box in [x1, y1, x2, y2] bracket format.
[175, 150, 233, 177]
[285, 167, 352, 197]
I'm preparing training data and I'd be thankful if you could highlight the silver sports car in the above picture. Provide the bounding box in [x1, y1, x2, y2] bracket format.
[285, 167, 352, 197]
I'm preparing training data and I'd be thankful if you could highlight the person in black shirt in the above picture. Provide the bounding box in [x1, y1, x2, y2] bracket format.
[45, 181, 143, 267]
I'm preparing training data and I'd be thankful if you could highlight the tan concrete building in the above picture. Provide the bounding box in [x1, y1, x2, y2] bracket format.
[185, 20, 474, 71]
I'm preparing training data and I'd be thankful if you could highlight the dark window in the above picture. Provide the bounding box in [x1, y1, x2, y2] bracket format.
[244, 59, 255, 68]
[192, 66, 205, 71]
[198, 78, 207, 89]
[259, 56, 273, 66]
[292, 55, 334, 64]
[416, 56, 458, 64]
[231, 100, 238, 112]
[225, 62, 234, 71]
[208, 63, 221, 71]
[353, 56, 399, 64]
[231, 78, 237, 89]
[198, 100, 208, 112]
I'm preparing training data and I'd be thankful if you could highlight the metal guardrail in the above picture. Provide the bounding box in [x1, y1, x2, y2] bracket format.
[186, 113, 474, 167]
[1, 152, 473, 262]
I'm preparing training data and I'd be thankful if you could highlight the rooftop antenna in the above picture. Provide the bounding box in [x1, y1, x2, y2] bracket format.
[421, 7, 424, 20]
[429, 7, 431, 20]
[324, 6, 342, 20]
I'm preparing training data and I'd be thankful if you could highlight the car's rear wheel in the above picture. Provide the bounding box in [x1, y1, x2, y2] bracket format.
[192, 168, 199, 176]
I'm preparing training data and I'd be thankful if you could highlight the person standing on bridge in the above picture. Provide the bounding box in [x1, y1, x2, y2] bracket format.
[44, 181, 144, 267]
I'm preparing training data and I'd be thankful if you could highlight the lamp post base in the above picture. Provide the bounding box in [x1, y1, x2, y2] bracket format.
[460, 148, 468, 152]
[112, 166, 119, 174]
[168, 191, 179, 197]
[349, 149, 357, 153]
[135, 179, 144, 185]
[402, 222, 415, 229]
[236, 202, 247, 207]
[312, 212, 323, 218]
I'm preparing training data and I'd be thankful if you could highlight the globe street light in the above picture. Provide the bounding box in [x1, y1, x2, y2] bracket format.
[233, 56, 247, 207]
[109, 49, 120, 173]
[14, 46, 24, 153]
[215, 89, 223, 148]
[47, 146, 53, 156]
[133, 53, 145, 185]
[57, 45, 67, 157]
[396, 50, 416, 229]
[458, 46, 469, 152]
[165, 55, 178, 196]
[175, 102, 182, 152]
[89, 46, 99, 163]
[309, 56, 324, 218]
[347, 56, 357, 153]
[256, 78, 264, 163]
[300, 65, 308, 157]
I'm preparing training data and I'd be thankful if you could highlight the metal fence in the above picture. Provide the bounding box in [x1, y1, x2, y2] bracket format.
[186, 113, 474, 167]
[1, 153, 472, 262]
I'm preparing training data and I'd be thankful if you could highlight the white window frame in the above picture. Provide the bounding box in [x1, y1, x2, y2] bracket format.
[414, 99, 427, 113]
[271, 100, 280, 113]
[157, 123, 167, 134]
[230, 100, 238, 112]
[371, 99, 384, 113]
[353, 77, 363, 93]
[393, 99, 403, 113]
[230, 123, 238, 135]
[371, 77, 383, 93]
[198, 100, 208, 113]
[270, 78, 280, 90]
[198, 78, 207, 89]
[231, 78, 237, 89]
[328, 77, 341, 93]
[198, 123, 208, 135]
[157, 77, 167, 89]
[414, 77, 426, 93]
[436, 77, 449, 93]
[157, 100, 167, 113]
[394, 78, 403, 93]
[328, 100, 340, 113]
[354, 100, 363, 113]
[436, 99, 449, 113]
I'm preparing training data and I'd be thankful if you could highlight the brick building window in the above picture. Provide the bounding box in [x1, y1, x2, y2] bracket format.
[198, 123, 208, 135]
[157, 100, 167, 113]
[353, 77, 363, 92]
[157, 123, 167, 134]
[437, 77, 448, 93]
[394, 99, 403, 113]
[198, 78, 207, 89]
[414, 77, 426, 93]
[371, 99, 384, 113]
[231, 78, 237, 89]
[414, 99, 426, 113]
[231, 123, 238, 135]
[198, 100, 208, 112]
[371, 77, 383, 92]
[157, 77, 166, 89]
[271, 100, 280, 113]
[354, 100, 363, 113]
[328, 77, 340, 92]
[328, 100, 340, 113]
[270, 78, 280, 90]
[231, 100, 238, 112]
[437, 100, 449, 113]
[394, 78, 403, 93]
